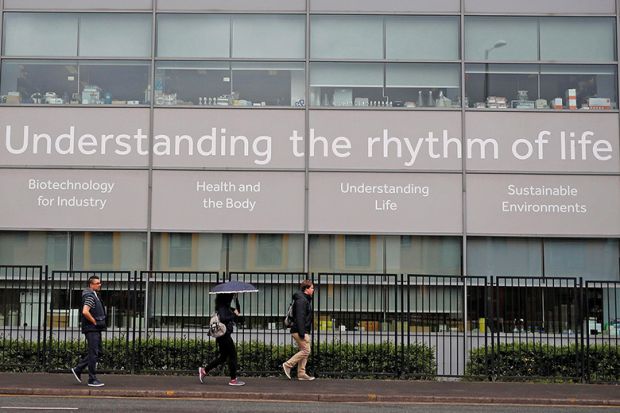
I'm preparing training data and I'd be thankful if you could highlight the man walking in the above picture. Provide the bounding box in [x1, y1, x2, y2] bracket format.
[71, 275, 107, 387]
[283, 279, 315, 381]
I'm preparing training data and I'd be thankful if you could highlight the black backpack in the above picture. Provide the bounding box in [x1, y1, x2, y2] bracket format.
[284, 300, 294, 329]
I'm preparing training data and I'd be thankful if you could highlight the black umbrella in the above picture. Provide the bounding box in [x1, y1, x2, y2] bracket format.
[209, 280, 258, 295]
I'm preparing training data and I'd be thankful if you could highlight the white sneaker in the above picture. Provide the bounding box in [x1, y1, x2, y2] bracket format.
[282, 363, 291, 380]
[71, 368, 82, 384]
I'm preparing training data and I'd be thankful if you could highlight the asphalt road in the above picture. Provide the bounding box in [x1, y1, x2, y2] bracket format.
[0, 396, 619, 413]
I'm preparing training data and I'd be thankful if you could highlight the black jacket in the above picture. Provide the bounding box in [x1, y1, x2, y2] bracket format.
[216, 304, 237, 336]
[290, 290, 313, 339]
[214, 294, 239, 336]
[80, 289, 107, 334]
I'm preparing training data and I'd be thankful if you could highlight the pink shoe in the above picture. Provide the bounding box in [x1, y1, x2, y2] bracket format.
[198, 367, 207, 383]
[228, 378, 246, 386]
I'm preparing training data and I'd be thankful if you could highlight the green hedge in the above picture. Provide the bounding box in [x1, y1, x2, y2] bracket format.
[0, 339, 436, 379]
[465, 343, 620, 383]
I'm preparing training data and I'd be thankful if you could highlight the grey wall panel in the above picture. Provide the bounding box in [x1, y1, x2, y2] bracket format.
[311, 0, 460, 13]
[4, 0, 153, 10]
[0, 169, 149, 231]
[309, 172, 462, 234]
[157, 0, 305, 12]
[464, 0, 615, 15]
[152, 108, 305, 169]
[466, 174, 620, 237]
[465, 112, 620, 173]
[0, 107, 151, 168]
[151, 170, 305, 232]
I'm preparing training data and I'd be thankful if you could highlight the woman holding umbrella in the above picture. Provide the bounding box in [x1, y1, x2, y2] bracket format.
[199, 281, 257, 386]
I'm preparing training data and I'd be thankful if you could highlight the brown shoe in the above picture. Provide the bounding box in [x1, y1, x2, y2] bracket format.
[298, 374, 315, 381]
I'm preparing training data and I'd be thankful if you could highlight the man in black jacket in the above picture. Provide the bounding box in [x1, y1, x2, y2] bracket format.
[283, 279, 315, 381]
[70, 275, 107, 387]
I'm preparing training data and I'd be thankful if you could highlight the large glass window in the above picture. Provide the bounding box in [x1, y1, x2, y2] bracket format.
[1, 60, 78, 104]
[232, 62, 305, 107]
[154, 61, 304, 107]
[386, 16, 460, 60]
[0, 231, 69, 269]
[467, 237, 542, 277]
[154, 61, 230, 106]
[79, 61, 151, 105]
[392, 236, 461, 275]
[465, 64, 617, 110]
[539, 17, 616, 62]
[465, 16, 616, 62]
[386, 63, 461, 107]
[231, 15, 305, 59]
[310, 62, 460, 108]
[228, 234, 304, 272]
[311, 15, 383, 59]
[544, 239, 619, 281]
[465, 16, 538, 61]
[3, 13, 78, 56]
[78, 14, 152, 57]
[467, 237, 620, 281]
[157, 14, 230, 58]
[0, 60, 150, 105]
[73, 232, 147, 270]
[3, 12, 151, 57]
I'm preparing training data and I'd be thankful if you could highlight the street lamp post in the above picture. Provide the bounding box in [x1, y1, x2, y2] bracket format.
[483, 40, 508, 106]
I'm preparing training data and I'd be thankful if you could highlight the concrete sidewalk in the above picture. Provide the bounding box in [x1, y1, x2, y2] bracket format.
[0, 372, 618, 407]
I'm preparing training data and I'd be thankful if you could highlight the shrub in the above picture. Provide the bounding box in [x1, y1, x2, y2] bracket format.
[0, 338, 436, 379]
[465, 343, 619, 383]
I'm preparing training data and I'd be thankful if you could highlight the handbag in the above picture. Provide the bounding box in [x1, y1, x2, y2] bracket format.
[207, 311, 227, 338]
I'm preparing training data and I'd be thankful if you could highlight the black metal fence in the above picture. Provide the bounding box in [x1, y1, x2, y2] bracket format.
[0, 265, 618, 382]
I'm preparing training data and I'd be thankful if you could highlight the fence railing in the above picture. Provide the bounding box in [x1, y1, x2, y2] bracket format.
[0, 266, 618, 382]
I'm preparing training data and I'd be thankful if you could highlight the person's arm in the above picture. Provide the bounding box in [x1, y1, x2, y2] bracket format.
[82, 305, 96, 325]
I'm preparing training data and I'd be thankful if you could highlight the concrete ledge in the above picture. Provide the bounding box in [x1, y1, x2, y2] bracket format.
[1, 387, 618, 407]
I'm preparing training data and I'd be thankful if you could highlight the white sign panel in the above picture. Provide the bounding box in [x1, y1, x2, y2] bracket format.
[0, 107, 150, 167]
[152, 109, 305, 169]
[309, 111, 463, 171]
[0, 169, 148, 230]
[467, 174, 620, 236]
[309, 172, 462, 233]
[151, 170, 305, 232]
[465, 112, 620, 173]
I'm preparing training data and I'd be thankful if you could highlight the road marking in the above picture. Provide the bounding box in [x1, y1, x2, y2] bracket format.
[1, 408, 78, 410]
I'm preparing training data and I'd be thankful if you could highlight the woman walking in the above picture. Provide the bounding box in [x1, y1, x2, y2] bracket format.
[198, 293, 245, 386]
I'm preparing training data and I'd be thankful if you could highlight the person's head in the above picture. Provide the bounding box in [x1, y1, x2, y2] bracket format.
[215, 293, 234, 308]
[88, 275, 101, 292]
[300, 279, 315, 296]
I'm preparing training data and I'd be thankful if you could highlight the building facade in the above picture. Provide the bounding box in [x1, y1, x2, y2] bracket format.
[0, 1, 618, 290]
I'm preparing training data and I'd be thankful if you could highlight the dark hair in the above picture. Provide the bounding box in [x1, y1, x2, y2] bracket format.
[300, 279, 314, 291]
[215, 293, 234, 309]
[88, 275, 100, 287]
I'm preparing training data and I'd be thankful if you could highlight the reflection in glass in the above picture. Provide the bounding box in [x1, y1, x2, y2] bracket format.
[73, 232, 147, 271]
[154, 61, 304, 107]
[311, 63, 461, 108]
[79, 61, 150, 105]
[232, 62, 305, 107]
[0, 60, 150, 105]
[0, 231, 69, 269]
[1, 60, 78, 104]
[466, 64, 617, 110]
[154, 61, 230, 106]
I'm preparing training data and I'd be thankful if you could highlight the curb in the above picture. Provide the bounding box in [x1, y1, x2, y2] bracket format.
[1, 387, 619, 407]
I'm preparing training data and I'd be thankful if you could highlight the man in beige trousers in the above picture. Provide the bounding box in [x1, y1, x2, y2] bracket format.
[283, 280, 315, 381]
